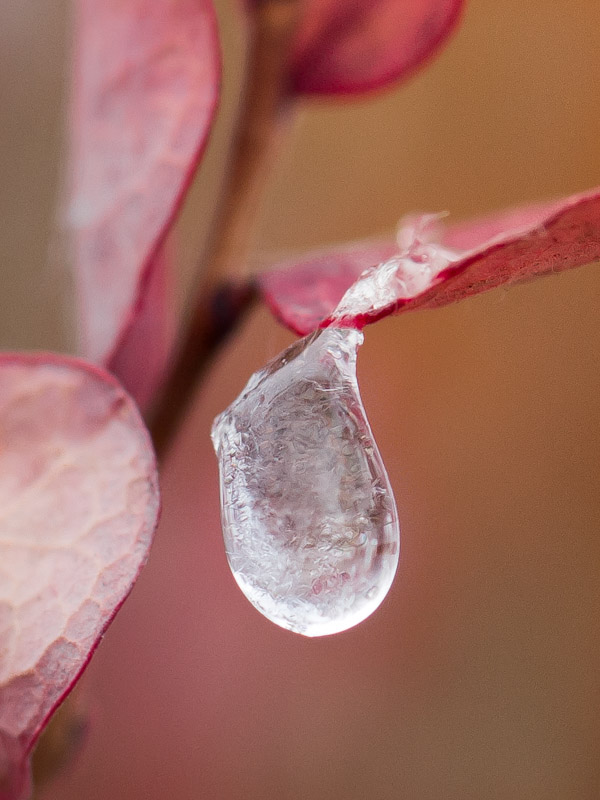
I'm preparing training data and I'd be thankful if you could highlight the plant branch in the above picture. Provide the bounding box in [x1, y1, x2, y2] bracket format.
[148, 0, 301, 461]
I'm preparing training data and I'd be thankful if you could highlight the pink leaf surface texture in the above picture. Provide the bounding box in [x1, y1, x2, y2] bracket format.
[0, 355, 160, 800]
[290, 0, 463, 95]
[258, 188, 600, 335]
[68, 0, 220, 391]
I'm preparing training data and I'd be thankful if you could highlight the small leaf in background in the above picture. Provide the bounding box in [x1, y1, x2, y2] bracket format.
[289, 0, 463, 95]
[257, 188, 600, 334]
[0, 354, 160, 800]
[67, 0, 220, 404]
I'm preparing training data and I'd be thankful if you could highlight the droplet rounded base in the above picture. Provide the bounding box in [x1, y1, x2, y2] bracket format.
[211, 327, 400, 637]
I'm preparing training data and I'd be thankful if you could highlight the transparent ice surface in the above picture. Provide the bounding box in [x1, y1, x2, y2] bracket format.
[211, 327, 400, 636]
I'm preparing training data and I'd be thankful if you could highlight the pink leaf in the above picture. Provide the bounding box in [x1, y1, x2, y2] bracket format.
[68, 0, 220, 391]
[0, 354, 160, 800]
[106, 245, 175, 412]
[257, 188, 600, 335]
[289, 0, 464, 95]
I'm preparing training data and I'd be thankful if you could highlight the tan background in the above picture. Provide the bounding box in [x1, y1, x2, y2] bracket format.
[2, 1, 600, 799]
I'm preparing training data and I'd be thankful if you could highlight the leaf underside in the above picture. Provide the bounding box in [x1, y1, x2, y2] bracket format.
[257, 189, 600, 335]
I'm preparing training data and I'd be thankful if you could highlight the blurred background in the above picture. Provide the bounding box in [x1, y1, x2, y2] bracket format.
[2, 1, 600, 798]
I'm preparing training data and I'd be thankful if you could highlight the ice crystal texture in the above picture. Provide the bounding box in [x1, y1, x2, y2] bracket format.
[211, 327, 399, 636]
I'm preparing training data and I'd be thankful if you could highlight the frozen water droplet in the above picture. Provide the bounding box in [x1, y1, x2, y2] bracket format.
[211, 327, 399, 637]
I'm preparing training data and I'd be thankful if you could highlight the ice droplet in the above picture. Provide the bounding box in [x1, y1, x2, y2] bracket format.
[211, 327, 399, 636]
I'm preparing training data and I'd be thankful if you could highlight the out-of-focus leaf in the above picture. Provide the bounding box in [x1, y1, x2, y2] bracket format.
[289, 0, 463, 95]
[67, 0, 220, 401]
[0, 354, 160, 800]
[257, 189, 600, 334]
[106, 245, 174, 412]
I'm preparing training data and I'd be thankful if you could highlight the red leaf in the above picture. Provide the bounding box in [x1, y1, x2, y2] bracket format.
[0, 354, 160, 800]
[290, 0, 463, 95]
[68, 0, 220, 395]
[106, 245, 175, 411]
[257, 188, 600, 334]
